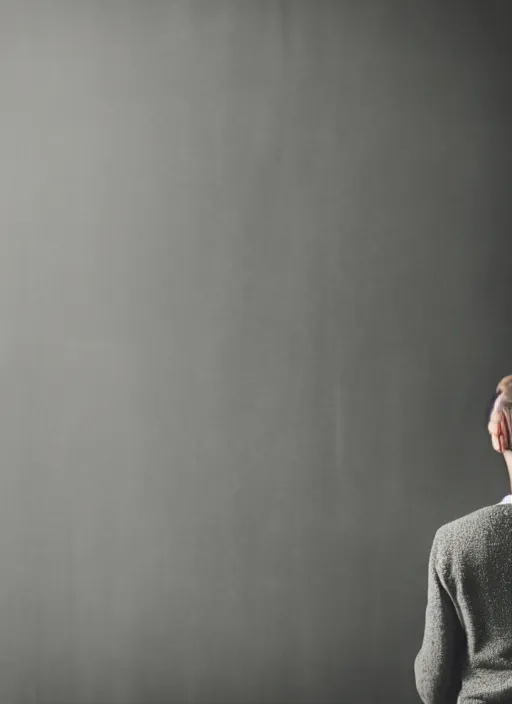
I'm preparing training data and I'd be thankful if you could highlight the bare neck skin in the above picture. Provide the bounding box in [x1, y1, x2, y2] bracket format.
[504, 451, 512, 494]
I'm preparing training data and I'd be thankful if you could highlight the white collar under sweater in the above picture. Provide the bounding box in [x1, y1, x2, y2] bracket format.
[500, 495, 512, 504]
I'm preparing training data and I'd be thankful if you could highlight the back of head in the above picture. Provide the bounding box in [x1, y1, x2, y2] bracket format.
[490, 376, 512, 452]
[497, 375, 512, 400]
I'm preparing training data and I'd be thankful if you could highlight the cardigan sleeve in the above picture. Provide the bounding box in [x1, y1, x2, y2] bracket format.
[414, 529, 466, 704]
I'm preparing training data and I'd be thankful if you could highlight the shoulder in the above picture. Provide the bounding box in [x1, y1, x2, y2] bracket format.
[433, 504, 508, 561]
[437, 503, 505, 538]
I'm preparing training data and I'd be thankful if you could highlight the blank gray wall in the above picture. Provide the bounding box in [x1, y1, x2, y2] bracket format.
[0, 2, 510, 702]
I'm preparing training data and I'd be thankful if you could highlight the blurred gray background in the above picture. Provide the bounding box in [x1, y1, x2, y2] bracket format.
[0, 1, 510, 702]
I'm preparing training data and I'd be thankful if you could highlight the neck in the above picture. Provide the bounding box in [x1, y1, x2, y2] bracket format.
[504, 451, 512, 492]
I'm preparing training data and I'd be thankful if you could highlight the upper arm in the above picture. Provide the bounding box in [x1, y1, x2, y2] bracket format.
[414, 529, 466, 704]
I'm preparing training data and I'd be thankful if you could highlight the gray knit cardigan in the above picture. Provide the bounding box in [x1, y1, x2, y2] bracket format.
[415, 504, 512, 703]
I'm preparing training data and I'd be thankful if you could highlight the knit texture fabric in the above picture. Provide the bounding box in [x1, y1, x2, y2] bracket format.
[415, 504, 512, 703]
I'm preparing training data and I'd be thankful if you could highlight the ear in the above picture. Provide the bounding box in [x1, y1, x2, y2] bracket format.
[498, 408, 512, 452]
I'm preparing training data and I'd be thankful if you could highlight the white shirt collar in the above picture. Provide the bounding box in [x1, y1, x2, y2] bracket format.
[500, 495, 512, 504]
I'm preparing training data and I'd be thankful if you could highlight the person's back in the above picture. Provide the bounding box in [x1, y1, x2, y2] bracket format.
[421, 504, 512, 702]
[415, 375, 512, 704]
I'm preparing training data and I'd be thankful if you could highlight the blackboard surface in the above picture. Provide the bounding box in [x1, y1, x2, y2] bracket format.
[0, 2, 510, 702]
